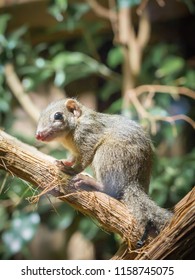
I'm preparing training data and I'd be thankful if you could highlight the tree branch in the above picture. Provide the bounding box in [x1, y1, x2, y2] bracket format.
[0, 130, 194, 259]
[112, 187, 195, 259]
[133, 84, 195, 99]
[0, 130, 141, 248]
[5, 63, 40, 123]
[86, 0, 117, 21]
[128, 86, 195, 133]
[135, 187, 195, 259]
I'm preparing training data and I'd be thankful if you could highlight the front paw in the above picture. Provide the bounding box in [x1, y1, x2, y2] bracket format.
[55, 160, 77, 176]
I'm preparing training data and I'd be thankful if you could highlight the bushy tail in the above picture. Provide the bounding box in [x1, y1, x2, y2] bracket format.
[122, 184, 173, 234]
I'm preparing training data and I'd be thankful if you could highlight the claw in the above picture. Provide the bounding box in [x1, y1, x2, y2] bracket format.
[55, 160, 77, 176]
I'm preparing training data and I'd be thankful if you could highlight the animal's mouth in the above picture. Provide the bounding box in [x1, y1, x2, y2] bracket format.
[35, 130, 54, 142]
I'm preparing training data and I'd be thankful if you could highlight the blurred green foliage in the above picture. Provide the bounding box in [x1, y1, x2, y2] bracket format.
[0, 0, 195, 259]
[150, 149, 195, 207]
[117, 0, 141, 8]
[1, 211, 40, 258]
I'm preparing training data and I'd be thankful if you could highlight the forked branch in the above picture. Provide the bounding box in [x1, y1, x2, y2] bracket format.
[0, 130, 194, 259]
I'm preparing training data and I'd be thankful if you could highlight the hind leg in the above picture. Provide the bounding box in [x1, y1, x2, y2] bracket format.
[72, 174, 104, 192]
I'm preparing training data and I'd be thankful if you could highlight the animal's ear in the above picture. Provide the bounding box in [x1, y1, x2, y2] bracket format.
[65, 99, 82, 118]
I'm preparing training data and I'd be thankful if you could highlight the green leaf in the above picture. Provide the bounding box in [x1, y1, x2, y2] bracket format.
[70, 3, 90, 20]
[150, 44, 168, 67]
[22, 77, 35, 90]
[0, 98, 10, 112]
[54, 70, 66, 86]
[99, 80, 121, 101]
[51, 51, 114, 85]
[106, 98, 122, 114]
[0, 34, 7, 49]
[22, 68, 53, 90]
[149, 106, 168, 117]
[15, 53, 28, 66]
[55, 0, 68, 11]
[156, 56, 185, 78]
[107, 46, 123, 68]
[4, 26, 28, 52]
[52, 52, 83, 69]
[35, 57, 46, 68]
[185, 70, 195, 89]
[49, 43, 65, 56]
[0, 14, 11, 35]
[19, 65, 40, 75]
[48, 0, 68, 22]
[9, 25, 28, 41]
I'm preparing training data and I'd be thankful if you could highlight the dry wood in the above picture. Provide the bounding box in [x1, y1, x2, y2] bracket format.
[136, 187, 195, 259]
[112, 187, 195, 259]
[0, 130, 141, 248]
[0, 130, 194, 259]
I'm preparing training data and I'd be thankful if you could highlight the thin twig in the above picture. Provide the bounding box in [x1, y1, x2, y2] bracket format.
[154, 114, 195, 129]
[108, 0, 118, 41]
[134, 84, 195, 99]
[137, 0, 149, 15]
[86, 0, 117, 21]
[137, 11, 151, 50]
[4, 63, 40, 123]
[128, 87, 195, 131]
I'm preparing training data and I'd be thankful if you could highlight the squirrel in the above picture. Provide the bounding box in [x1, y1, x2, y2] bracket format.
[36, 98, 172, 245]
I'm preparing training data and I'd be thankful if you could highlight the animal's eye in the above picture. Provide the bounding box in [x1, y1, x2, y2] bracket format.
[54, 112, 63, 121]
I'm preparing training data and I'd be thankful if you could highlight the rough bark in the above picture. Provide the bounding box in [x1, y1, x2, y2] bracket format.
[0, 130, 194, 259]
[112, 187, 195, 259]
[0, 130, 141, 248]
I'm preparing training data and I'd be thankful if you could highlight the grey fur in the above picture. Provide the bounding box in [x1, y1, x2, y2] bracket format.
[36, 99, 173, 234]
